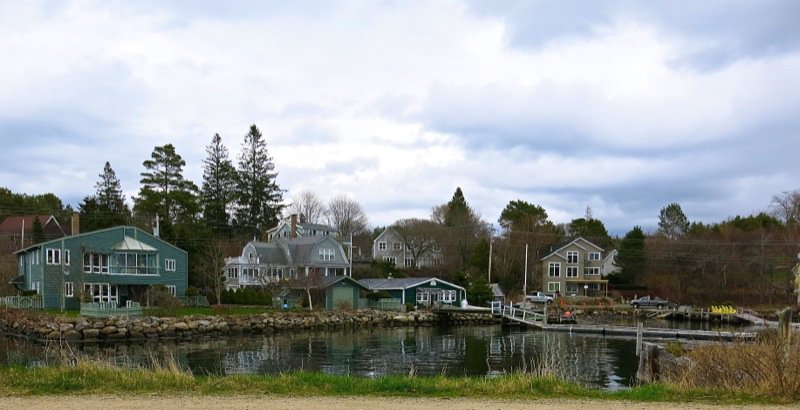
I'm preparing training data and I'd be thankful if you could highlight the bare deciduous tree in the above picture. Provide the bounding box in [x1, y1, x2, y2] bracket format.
[771, 190, 800, 226]
[288, 189, 326, 224]
[201, 239, 236, 305]
[392, 218, 440, 266]
[326, 194, 369, 239]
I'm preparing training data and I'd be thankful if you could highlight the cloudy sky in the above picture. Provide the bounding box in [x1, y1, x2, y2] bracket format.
[1, 0, 798, 235]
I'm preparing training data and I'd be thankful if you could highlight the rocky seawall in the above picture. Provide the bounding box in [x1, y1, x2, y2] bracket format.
[0, 308, 498, 343]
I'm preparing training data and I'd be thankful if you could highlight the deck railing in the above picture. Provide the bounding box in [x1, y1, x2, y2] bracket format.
[360, 298, 403, 311]
[0, 296, 44, 310]
[80, 301, 143, 318]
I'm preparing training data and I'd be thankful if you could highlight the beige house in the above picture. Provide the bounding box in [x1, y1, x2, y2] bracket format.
[540, 237, 610, 297]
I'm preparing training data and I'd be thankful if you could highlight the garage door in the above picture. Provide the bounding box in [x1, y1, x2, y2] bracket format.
[332, 286, 352, 309]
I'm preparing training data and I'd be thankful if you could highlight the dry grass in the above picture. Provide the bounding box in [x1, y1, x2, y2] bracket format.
[663, 330, 800, 400]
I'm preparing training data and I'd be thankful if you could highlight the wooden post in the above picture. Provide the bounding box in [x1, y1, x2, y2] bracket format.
[636, 322, 643, 356]
[778, 307, 792, 341]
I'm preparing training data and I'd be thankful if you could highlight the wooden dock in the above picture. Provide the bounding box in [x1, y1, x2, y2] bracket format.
[487, 302, 756, 341]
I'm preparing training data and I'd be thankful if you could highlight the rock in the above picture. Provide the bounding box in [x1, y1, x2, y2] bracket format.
[83, 328, 100, 339]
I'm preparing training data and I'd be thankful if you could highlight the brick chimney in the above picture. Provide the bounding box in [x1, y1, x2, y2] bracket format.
[290, 214, 297, 238]
[70, 212, 80, 235]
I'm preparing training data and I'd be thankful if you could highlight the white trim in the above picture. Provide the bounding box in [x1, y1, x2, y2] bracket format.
[64, 281, 74, 297]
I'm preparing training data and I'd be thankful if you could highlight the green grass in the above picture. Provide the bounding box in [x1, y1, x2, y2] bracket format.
[0, 365, 783, 404]
[143, 305, 277, 317]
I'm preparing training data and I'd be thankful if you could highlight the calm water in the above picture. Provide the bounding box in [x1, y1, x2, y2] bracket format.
[0, 325, 641, 389]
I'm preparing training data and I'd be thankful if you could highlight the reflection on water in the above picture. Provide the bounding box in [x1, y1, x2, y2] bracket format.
[0, 325, 640, 389]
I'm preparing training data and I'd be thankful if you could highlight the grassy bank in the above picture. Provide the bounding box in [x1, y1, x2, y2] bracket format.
[0, 363, 777, 405]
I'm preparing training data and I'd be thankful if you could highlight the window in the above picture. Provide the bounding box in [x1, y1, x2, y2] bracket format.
[319, 248, 335, 261]
[393, 242, 402, 251]
[441, 290, 456, 303]
[405, 258, 414, 267]
[548, 262, 561, 277]
[46, 249, 61, 265]
[226, 267, 239, 279]
[588, 252, 601, 261]
[584, 267, 600, 276]
[566, 284, 579, 293]
[84, 253, 110, 273]
[166, 285, 176, 297]
[33, 281, 41, 294]
[165, 258, 176, 271]
[64, 282, 74, 297]
[378, 241, 387, 251]
[547, 282, 561, 292]
[566, 266, 579, 277]
[110, 253, 158, 275]
[416, 290, 430, 305]
[64, 250, 70, 266]
[385, 256, 396, 265]
[566, 251, 578, 264]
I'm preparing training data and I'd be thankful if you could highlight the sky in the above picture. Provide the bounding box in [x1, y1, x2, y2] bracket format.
[1, 0, 799, 235]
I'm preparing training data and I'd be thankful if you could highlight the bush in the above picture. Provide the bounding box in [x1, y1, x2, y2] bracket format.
[366, 290, 392, 300]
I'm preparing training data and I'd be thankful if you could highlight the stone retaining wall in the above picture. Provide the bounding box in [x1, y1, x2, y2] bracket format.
[0, 308, 498, 343]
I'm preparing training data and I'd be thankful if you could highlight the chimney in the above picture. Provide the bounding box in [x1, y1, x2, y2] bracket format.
[71, 212, 80, 235]
[291, 214, 298, 238]
[153, 214, 160, 238]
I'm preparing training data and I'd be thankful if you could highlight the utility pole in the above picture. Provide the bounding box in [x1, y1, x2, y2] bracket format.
[524, 243, 529, 296]
[488, 233, 493, 283]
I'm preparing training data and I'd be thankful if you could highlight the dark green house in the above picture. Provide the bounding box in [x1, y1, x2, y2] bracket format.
[359, 277, 466, 307]
[13, 226, 188, 309]
[289, 275, 368, 310]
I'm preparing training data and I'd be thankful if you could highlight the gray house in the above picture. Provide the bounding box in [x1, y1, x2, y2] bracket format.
[12, 226, 187, 309]
[539, 237, 610, 297]
[372, 227, 442, 269]
[224, 235, 351, 290]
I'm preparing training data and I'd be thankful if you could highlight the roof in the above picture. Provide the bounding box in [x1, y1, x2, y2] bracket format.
[539, 237, 605, 261]
[113, 236, 157, 251]
[14, 225, 187, 255]
[359, 277, 465, 292]
[0, 214, 64, 235]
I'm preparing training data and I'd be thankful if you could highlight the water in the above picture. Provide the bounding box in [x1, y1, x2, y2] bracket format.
[0, 325, 642, 390]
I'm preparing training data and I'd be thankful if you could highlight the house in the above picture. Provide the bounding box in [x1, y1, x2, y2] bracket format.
[539, 237, 610, 297]
[359, 277, 466, 307]
[224, 235, 351, 290]
[12, 225, 187, 309]
[289, 275, 369, 310]
[372, 227, 442, 269]
[266, 214, 338, 241]
[0, 214, 70, 250]
[601, 249, 620, 277]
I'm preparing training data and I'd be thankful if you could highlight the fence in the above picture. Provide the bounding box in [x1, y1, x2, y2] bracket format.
[180, 296, 210, 307]
[80, 301, 143, 318]
[360, 298, 403, 311]
[0, 296, 44, 310]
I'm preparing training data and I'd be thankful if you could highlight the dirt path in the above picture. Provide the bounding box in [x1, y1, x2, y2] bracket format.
[0, 395, 789, 410]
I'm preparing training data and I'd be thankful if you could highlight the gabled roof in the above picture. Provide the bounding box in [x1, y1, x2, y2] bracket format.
[14, 225, 187, 255]
[539, 237, 604, 261]
[0, 214, 64, 235]
[373, 227, 399, 243]
[360, 277, 465, 292]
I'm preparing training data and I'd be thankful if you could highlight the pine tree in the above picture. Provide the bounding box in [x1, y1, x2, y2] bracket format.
[657, 203, 689, 239]
[134, 144, 199, 233]
[234, 125, 283, 230]
[79, 161, 130, 231]
[200, 134, 237, 230]
[614, 225, 646, 284]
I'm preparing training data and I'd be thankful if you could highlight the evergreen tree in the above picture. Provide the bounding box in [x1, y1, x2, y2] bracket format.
[435, 187, 487, 271]
[234, 125, 283, 230]
[657, 202, 689, 239]
[79, 161, 130, 231]
[200, 133, 237, 230]
[134, 144, 199, 234]
[568, 217, 611, 248]
[31, 217, 45, 244]
[613, 225, 646, 284]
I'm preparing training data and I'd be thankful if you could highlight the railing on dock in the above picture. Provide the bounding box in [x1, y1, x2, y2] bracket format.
[490, 301, 546, 326]
[80, 301, 143, 318]
[0, 296, 44, 310]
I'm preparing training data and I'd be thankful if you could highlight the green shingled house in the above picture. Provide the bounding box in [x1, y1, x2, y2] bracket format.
[12, 226, 187, 309]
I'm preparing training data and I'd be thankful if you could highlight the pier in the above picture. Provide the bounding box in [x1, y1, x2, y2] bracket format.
[483, 302, 757, 341]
